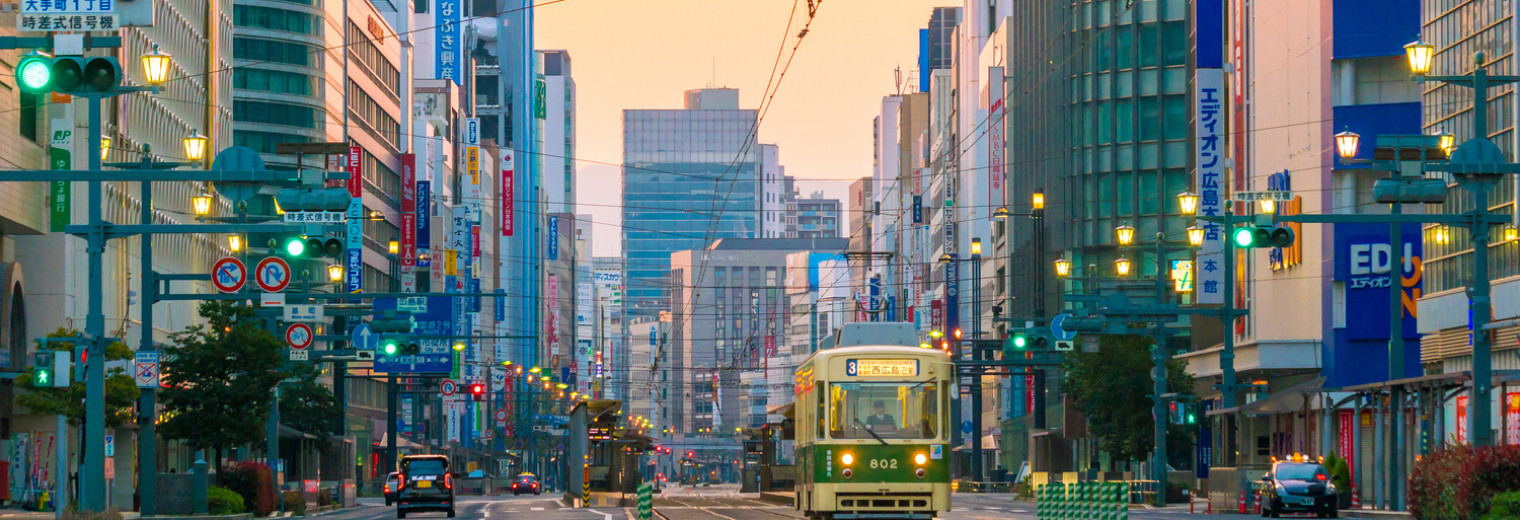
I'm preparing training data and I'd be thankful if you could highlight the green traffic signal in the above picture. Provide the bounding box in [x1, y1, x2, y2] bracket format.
[284, 236, 307, 257]
[1013, 335, 1027, 349]
[35, 368, 50, 386]
[17, 53, 52, 92]
[381, 340, 398, 356]
[1232, 227, 1256, 248]
[1186, 413, 1197, 425]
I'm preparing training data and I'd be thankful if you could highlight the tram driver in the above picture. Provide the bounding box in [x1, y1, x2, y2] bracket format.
[865, 401, 898, 432]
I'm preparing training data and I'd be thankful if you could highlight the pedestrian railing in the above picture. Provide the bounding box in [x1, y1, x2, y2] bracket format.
[1035, 482, 1129, 520]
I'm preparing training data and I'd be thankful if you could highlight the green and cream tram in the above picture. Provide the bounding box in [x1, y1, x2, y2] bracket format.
[793, 345, 952, 520]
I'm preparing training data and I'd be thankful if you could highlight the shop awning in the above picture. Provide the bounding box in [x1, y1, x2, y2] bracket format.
[374, 433, 427, 449]
[1208, 376, 1326, 417]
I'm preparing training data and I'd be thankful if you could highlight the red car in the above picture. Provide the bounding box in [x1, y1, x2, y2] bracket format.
[511, 474, 541, 495]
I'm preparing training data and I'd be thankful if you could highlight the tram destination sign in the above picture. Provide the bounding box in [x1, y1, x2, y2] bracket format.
[846, 359, 919, 377]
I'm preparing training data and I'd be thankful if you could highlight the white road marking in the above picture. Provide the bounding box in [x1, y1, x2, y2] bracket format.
[531, 507, 545, 511]
[586, 509, 614, 520]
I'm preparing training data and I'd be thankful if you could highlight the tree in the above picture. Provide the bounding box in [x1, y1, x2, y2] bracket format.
[279, 363, 340, 447]
[160, 302, 286, 464]
[1062, 334, 1196, 465]
[16, 328, 140, 427]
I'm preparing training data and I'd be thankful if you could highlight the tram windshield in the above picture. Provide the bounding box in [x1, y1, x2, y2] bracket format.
[828, 382, 940, 440]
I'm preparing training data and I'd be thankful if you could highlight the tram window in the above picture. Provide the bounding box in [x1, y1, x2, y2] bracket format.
[817, 390, 826, 439]
[827, 382, 939, 439]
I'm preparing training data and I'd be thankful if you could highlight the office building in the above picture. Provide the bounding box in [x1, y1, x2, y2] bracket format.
[543, 50, 576, 215]
[621, 88, 769, 325]
[786, 192, 842, 239]
[667, 238, 848, 436]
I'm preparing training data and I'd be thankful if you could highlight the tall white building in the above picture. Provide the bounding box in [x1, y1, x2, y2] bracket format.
[542, 50, 576, 215]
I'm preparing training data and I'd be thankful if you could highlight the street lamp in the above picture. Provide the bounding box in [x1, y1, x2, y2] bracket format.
[1435, 129, 1456, 154]
[182, 132, 208, 162]
[1433, 225, 1450, 245]
[327, 265, 344, 282]
[1178, 191, 1198, 216]
[1259, 199, 1277, 214]
[938, 253, 952, 264]
[191, 194, 213, 217]
[1187, 224, 1206, 247]
[101, 137, 111, 162]
[1054, 258, 1071, 277]
[227, 234, 242, 253]
[1031, 191, 1045, 212]
[1114, 257, 1132, 277]
[1505, 224, 1519, 243]
[1404, 39, 1436, 76]
[140, 45, 172, 85]
[388, 240, 400, 255]
[1115, 223, 1135, 246]
[970, 238, 982, 257]
[1335, 128, 1361, 160]
[992, 207, 1010, 220]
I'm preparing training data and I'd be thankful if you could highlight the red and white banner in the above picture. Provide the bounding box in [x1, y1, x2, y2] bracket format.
[930, 299, 944, 330]
[1337, 409, 1354, 476]
[1456, 395, 1469, 444]
[401, 153, 416, 212]
[401, 214, 417, 269]
[1507, 393, 1520, 445]
[1026, 374, 1036, 414]
[986, 66, 1005, 213]
[501, 151, 515, 236]
[346, 146, 363, 198]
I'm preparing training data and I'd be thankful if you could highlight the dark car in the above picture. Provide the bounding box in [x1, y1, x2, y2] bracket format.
[1260, 460, 1338, 518]
[511, 474, 541, 496]
[396, 455, 455, 518]
[384, 472, 401, 506]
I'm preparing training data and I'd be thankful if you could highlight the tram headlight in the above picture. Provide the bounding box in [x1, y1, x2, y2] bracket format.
[914, 453, 927, 465]
[840, 453, 854, 466]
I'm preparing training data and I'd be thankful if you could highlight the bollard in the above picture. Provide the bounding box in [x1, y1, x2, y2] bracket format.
[192, 451, 209, 515]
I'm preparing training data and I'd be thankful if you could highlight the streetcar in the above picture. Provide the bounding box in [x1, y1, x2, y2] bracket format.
[793, 344, 952, 520]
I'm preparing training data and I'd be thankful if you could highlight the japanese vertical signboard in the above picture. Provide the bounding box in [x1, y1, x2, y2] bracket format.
[435, 0, 461, 85]
[401, 153, 417, 270]
[1194, 0, 1225, 305]
[986, 66, 1005, 213]
[1338, 409, 1355, 476]
[547, 216, 559, 260]
[417, 181, 432, 266]
[1507, 393, 1520, 445]
[49, 100, 72, 232]
[346, 146, 363, 198]
[501, 152, 515, 236]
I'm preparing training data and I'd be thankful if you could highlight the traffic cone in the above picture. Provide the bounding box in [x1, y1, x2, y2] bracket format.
[1253, 490, 1262, 514]
[1238, 489, 1246, 514]
[1351, 484, 1360, 509]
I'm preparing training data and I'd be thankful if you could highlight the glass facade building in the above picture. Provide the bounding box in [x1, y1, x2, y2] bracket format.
[622, 89, 764, 322]
[1419, 0, 1518, 295]
[1004, 0, 1194, 318]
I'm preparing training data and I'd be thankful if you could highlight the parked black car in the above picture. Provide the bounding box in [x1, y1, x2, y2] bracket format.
[396, 455, 456, 518]
[1260, 459, 1338, 518]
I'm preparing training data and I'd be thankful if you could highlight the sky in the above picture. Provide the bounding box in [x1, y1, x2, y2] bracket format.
[537, 0, 955, 257]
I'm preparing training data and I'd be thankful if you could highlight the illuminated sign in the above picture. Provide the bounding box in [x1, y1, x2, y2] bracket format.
[845, 359, 919, 377]
[1171, 260, 1194, 293]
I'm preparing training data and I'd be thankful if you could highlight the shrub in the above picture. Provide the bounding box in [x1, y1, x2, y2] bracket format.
[1484, 491, 1520, 520]
[220, 461, 275, 515]
[282, 491, 307, 516]
[1409, 444, 1520, 519]
[207, 486, 246, 516]
[1325, 453, 1352, 493]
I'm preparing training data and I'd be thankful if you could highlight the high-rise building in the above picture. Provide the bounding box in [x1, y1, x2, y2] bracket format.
[1416, 0, 1519, 374]
[592, 256, 625, 400]
[621, 88, 767, 325]
[920, 7, 961, 92]
[543, 50, 576, 215]
[667, 238, 848, 436]
[785, 192, 842, 239]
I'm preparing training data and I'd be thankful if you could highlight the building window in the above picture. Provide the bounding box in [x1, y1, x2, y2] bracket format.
[233, 5, 316, 34]
[234, 68, 315, 96]
[233, 38, 315, 67]
[234, 100, 319, 128]
[19, 92, 39, 142]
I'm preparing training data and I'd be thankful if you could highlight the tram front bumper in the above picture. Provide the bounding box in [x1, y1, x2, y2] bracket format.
[817, 482, 947, 518]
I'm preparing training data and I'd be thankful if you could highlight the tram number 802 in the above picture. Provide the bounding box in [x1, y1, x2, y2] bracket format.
[868, 458, 899, 469]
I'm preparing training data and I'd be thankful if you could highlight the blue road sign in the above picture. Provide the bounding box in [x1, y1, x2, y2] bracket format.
[1051, 313, 1077, 341]
[372, 296, 456, 373]
[352, 323, 378, 351]
[961, 420, 973, 435]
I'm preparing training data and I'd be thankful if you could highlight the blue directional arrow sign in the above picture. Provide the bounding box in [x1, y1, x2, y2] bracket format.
[1050, 313, 1078, 341]
[351, 323, 378, 352]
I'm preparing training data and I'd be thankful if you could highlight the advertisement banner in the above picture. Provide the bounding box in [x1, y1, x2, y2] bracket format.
[48, 99, 73, 232]
[417, 181, 432, 257]
[346, 146, 363, 198]
[548, 275, 561, 355]
[1456, 395, 1469, 444]
[345, 198, 363, 295]
[501, 153, 515, 236]
[1338, 409, 1355, 476]
[466, 146, 480, 183]
[1193, 68, 1225, 305]
[548, 215, 559, 260]
[401, 153, 416, 212]
[1508, 393, 1520, 445]
[434, 0, 461, 84]
[446, 400, 463, 442]
[930, 299, 943, 330]
[986, 66, 1005, 213]
[401, 214, 417, 271]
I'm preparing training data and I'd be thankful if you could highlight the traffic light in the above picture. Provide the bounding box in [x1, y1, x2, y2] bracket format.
[14, 53, 123, 94]
[1011, 333, 1027, 350]
[1231, 225, 1295, 249]
[274, 189, 350, 258]
[280, 236, 307, 257]
[1005, 329, 1052, 353]
[32, 352, 52, 388]
[468, 384, 485, 397]
[371, 317, 416, 356]
[380, 338, 399, 356]
[1373, 178, 1448, 204]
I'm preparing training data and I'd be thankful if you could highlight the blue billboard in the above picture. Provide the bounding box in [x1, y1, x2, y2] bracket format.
[1328, 222, 1423, 386]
